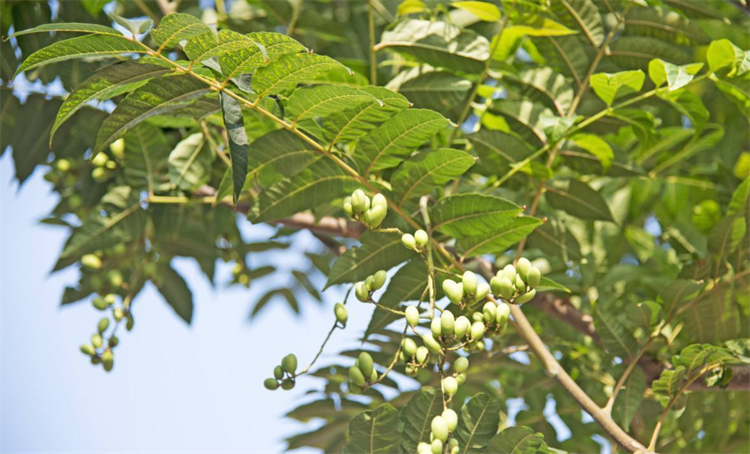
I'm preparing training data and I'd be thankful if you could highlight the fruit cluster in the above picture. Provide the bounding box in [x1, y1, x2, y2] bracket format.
[401, 229, 429, 251]
[354, 270, 387, 302]
[418, 410, 460, 454]
[264, 354, 298, 391]
[348, 352, 379, 392]
[489, 258, 541, 304]
[343, 189, 388, 228]
[441, 270, 490, 308]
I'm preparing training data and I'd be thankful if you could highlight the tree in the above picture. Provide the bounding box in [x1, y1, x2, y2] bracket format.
[2, 0, 750, 452]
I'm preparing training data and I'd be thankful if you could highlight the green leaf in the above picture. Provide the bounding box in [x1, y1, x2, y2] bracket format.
[155, 263, 194, 324]
[729, 177, 750, 215]
[658, 89, 709, 132]
[93, 75, 211, 158]
[549, 0, 604, 47]
[452, 1, 501, 21]
[648, 59, 703, 91]
[531, 35, 589, 85]
[673, 344, 738, 376]
[545, 180, 615, 222]
[220, 93, 249, 203]
[252, 158, 358, 222]
[15, 34, 147, 76]
[659, 280, 703, 321]
[708, 214, 746, 260]
[431, 194, 523, 238]
[609, 37, 691, 71]
[491, 16, 576, 61]
[246, 129, 319, 188]
[326, 231, 414, 288]
[168, 132, 212, 190]
[652, 366, 686, 406]
[365, 260, 427, 339]
[594, 306, 639, 359]
[390, 69, 472, 118]
[455, 393, 501, 454]
[622, 7, 708, 46]
[501, 67, 575, 115]
[150, 13, 210, 50]
[467, 130, 534, 174]
[109, 13, 152, 35]
[184, 29, 265, 65]
[123, 123, 169, 192]
[251, 53, 348, 99]
[457, 216, 542, 258]
[391, 148, 476, 207]
[569, 133, 613, 173]
[287, 85, 378, 123]
[401, 386, 444, 453]
[398, 0, 427, 16]
[51, 61, 170, 143]
[220, 31, 306, 83]
[488, 100, 552, 144]
[612, 366, 646, 431]
[710, 75, 750, 117]
[11, 22, 122, 38]
[355, 108, 449, 175]
[589, 70, 645, 106]
[707, 39, 750, 77]
[342, 404, 402, 454]
[487, 426, 548, 454]
[536, 276, 570, 293]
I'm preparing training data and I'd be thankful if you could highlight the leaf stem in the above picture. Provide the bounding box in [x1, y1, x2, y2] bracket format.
[367, 0, 377, 85]
[420, 195, 437, 318]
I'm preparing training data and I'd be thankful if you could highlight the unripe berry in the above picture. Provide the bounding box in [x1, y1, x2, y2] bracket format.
[456, 373, 467, 385]
[431, 416, 449, 442]
[516, 257, 532, 280]
[431, 439, 443, 454]
[416, 346, 429, 364]
[476, 341, 485, 350]
[281, 379, 295, 390]
[365, 205, 387, 228]
[454, 357, 469, 373]
[103, 294, 116, 306]
[442, 409, 458, 431]
[414, 229, 428, 247]
[372, 193, 387, 209]
[442, 280, 462, 304]
[405, 306, 420, 327]
[482, 302, 497, 323]
[92, 333, 103, 349]
[371, 270, 387, 290]
[417, 442, 432, 454]
[113, 308, 125, 321]
[109, 335, 119, 348]
[91, 152, 109, 167]
[526, 266, 541, 288]
[91, 167, 108, 182]
[497, 277, 515, 300]
[80, 344, 95, 356]
[81, 254, 102, 270]
[264, 378, 279, 390]
[365, 275, 375, 291]
[462, 271, 478, 296]
[101, 349, 114, 372]
[472, 312, 483, 322]
[351, 189, 369, 213]
[515, 273, 525, 291]
[501, 264, 516, 281]
[430, 318, 442, 337]
[402, 338, 417, 357]
[470, 321, 485, 340]
[440, 310, 455, 336]
[475, 283, 489, 302]
[422, 333, 443, 355]
[334, 303, 348, 325]
[495, 302, 510, 325]
[355, 282, 369, 302]
[402, 233, 416, 250]
[370, 369, 378, 383]
[97, 317, 110, 333]
[349, 366, 366, 386]
[358, 352, 374, 377]
[282, 353, 298, 375]
[110, 138, 125, 157]
[442, 376, 458, 395]
[93, 297, 108, 311]
[449, 438, 459, 449]
[451, 446, 460, 454]
[406, 364, 418, 376]
[515, 288, 536, 304]
[454, 316, 470, 338]
[105, 160, 117, 170]
[343, 197, 353, 216]
[274, 365, 284, 380]
[126, 314, 135, 331]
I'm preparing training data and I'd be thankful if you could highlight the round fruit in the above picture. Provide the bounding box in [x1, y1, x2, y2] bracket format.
[371, 270, 387, 290]
[431, 439, 443, 454]
[351, 189, 369, 213]
[443, 376, 458, 395]
[80, 344, 95, 356]
[501, 264, 516, 281]
[515, 273, 525, 291]
[417, 442, 432, 454]
[527, 266, 541, 288]
[483, 302, 496, 321]
[515, 288, 536, 304]
[456, 373, 467, 385]
[454, 316, 470, 338]
[355, 282, 369, 302]
[343, 197, 353, 216]
[56, 159, 71, 172]
[422, 333, 443, 355]
[110, 138, 125, 157]
[416, 346, 429, 364]
[334, 303, 348, 325]
[462, 271, 478, 296]
[113, 308, 125, 321]
[470, 321, 485, 340]
[274, 366, 284, 380]
[431, 416, 449, 442]
[495, 302, 510, 325]
[449, 438, 459, 449]
[454, 357, 469, 373]
[402, 233, 416, 250]
[472, 312, 483, 322]
[93, 297, 108, 311]
[498, 277, 515, 300]
[281, 379, 295, 390]
[101, 349, 114, 372]
[405, 306, 420, 327]
[406, 365, 418, 376]
[402, 338, 417, 357]
[516, 257, 532, 280]
[440, 310, 455, 336]
[451, 446, 460, 454]
[414, 229, 428, 247]
[442, 409, 458, 431]
[358, 352, 374, 377]
[92, 334, 103, 349]
[372, 193, 387, 209]
[430, 318, 442, 337]
[81, 254, 102, 270]
[264, 378, 279, 390]
[282, 353, 298, 375]
[349, 366, 366, 386]
[365, 205, 386, 228]
[442, 280, 462, 304]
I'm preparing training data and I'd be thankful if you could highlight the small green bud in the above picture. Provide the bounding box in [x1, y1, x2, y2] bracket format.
[55, 159, 72, 172]
[476, 340, 485, 350]
[414, 229, 428, 247]
[497, 277, 515, 300]
[430, 318, 442, 337]
[527, 267, 541, 288]
[440, 310, 455, 336]
[442, 376, 458, 395]
[113, 308, 125, 321]
[109, 336, 119, 348]
[358, 352, 374, 377]
[454, 357, 469, 373]
[355, 282, 369, 302]
[449, 438, 459, 449]
[456, 373, 467, 385]
[372, 193, 387, 210]
[334, 303, 348, 325]
[442, 409, 458, 432]
[475, 283, 489, 302]
[401, 233, 416, 250]
[422, 333, 443, 355]
[490, 276, 502, 297]
[405, 306, 420, 327]
[516, 257, 532, 280]
[431, 439, 443, 454]
[472, 312, 483, 322]
[451, 446, 460, 454]
[281, 379, 295, 390]
[462, 271, 478, 296]
[80, 344, 95, 356]
[371, 270, 387, 290]
[515, 273, 525, 291]
[351, 189, 369, 213]
[105, 160, 117, 170]
[365, 275, 374, 291]
[92, 333, 103, 349]
[402, 338, 418, 357]
[501, 264, 516, 281]
[454, 316, 470, 338]
[97, 317, 110, 333]
[264, 378, 279, 390]
[81, 254, 102, 270]
[431, 416, 449, 442]
[282, 354, 298, 375]
[343, 197, 353, 216]
[369, 369, 378, 383]
[274, 365, 284, 380]
[442, 280, 463, 304]
[110, 138, 126, 157]
[349, 366, 366, 387]
[103, 294, 116, 306]
[495, 302, 510, 325]
[91, 152, 109, 167]
[482, 302, 496, 324]
[101, 349, 114, 372]
[93, 297, 108, 311]
[416, 346, 429, 364]
[364, 205, 387, 228]
[470, 321, 485, 340]
[515, 288, 536, 304]
[417, 442, 432, 454]
[91, 167, 108, 182]
[126, 314, 135, 331]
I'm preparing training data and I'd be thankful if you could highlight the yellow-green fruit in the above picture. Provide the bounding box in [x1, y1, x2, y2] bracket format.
[101, 349, 114, 372]
[107, 270, 123, 287]
[369, 369, 378, 383]
[334, 303, 348, 325]
[451, 446, 459, 454]
[349, 366, 366, 387]
[516, 257, 532, 280]
[456, 373, 467, 385]
[282, 353, 298, 375]
[430, 318, 442, 337]
[416, 346, 429, 364]
[372, 193, 387, 210]
[343, 197, 353, 216]
[414, 229, 428, 247]
[97, 317, 110, 333]
[482, 302, 496, 323]
[105, 160, 117, 170]
[476, 341, 485, 350]
[402, 338, 418, 357]
[81, 254, 102, 270]
[55, 159, 71, 172]
[405, 305, 420, 327]
[371, 270, 387, 290]
[281, 379, 295, 390]
[442, 376, 458, 395]
[91, 355, 101, 365]
[92, 333, 103, 349]
[358, 352, 374, 377]
[274, 365, 284, 380]
[515, 274, 525, 290]
[355, 282, 369, 302]
[365, 205, 386, 227]
[495, 302, 510, 325]
[462, 271, 478, 296]
[441, 310, 455, 336]
[470, 321, 485, 340]
[264, 378, 279, 390]
[515, 288, 536, 304]
[454, 357, 469, 373]
[91, 167, 108, 182]
[431, 416, 449, 442]
[454, 316, 470, 338]
[113, 308, 124, 322]
[527, 267, 541, 288]
[365, 275, 374, 291]
[406, 364, 418, 376]
[498, 277, 515, 300]
[108, 336, 119, 348]
[475, 283, 489, 302]
[431, 439, 443, 454]
[80, 344, 95, 356]
[110, 138, 126, 157]
[442, 409, 458, 431]
[422, 333, 443, 355]
[351, 189, 369, 213]
[442, 280, 462, 304]
[449, 438, 459, 449]
[91, 152, 109, 167]
[93, 297, 108, 311]
[402, 233, 416, 250]
[472, 312, 483, 322]
[103, 294, 116, 306]
[501, 264, 516, 281]
[417, 442, 431, 454]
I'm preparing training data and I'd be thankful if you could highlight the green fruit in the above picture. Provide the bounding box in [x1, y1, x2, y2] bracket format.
[454, 357, 469, 373]
[402, 338, 418, 357]
[515, 273, 525, 290]
[431, 439, 443, 454]
[401, 233, 416, 250]
[527, 266, 541, 288]
[97, 317, 110, 333]
[451, 446, 460, 454]
[103, 294, 116, 306]
[55, 159, 71, 172]
[93, 297, 108, 311]
[91, 167, 108, 182]
[414, 229, 428, 247]
[442, 376, 458, 395]
[495, 302, 510, 325]
[482, 302, 496, 323]
[441, 310, 455, 336]
[470, 321, 485, 340]
[110, 138, 126, 157]
[430, 318, 442, 337]
[456, 373, 467, 385]
[516, 257, 532, 280]
[422, 333, 443, 355]
[501, 264, 516, 281]
[454, 316, 470, 338]
[343, 197, 353, 216]
[113, 308, 125, 321]
[91, 152, 109, 167]
[475, 283, 489, 302]
[282, 354, 298, 375]
[274, 365, 284, 380]
[281, 379, 295, 390]
[365, 275, 375, 291]
[355, 282, 369, 302]
[498, 277, 515, 300]
[109, 336, 119, 348]
[416, 346, 429, 364]
[364, 205, 386, 227]
[476, 341, 485, 350]
[442, 409, 458, 431]
[417, 442, 432, 454]
[371, 270, 387, 290]
[406, 364, 418, 376]
[81, 254, 102, 270]
[126, 315, 135, 331]
[101, 349, 114, 372]
[358, 352, 374, 377]
[369, 369, 378, 383]
[105, 160, 117, 170]
[442, 280, 463, 304]
[462, 271, 478, 296]
[372, 193, 387, 209]
[405, 306, 420, 327]
[351, 189, 369, 213]
[472, 312, 483, 322]
[92, 334, 103, 349]
[91, 355, 101, 365]
[515, 288, 536, 304]
[80, 344, 95, 356]
[334, 303, 348, 325]
[349, 366, 366, 387]
[349, 383, 364, 393]
[264, 378, 279, 390]
[449, 438, 459, 449]
[431, 416, 449, 442]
